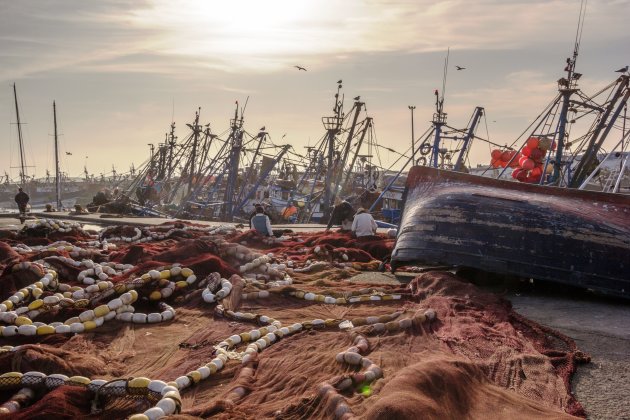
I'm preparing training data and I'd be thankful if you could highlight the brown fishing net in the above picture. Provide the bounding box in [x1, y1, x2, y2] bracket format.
[0, 224, 587, 419]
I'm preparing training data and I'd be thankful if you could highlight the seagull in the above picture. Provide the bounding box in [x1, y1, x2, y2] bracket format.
[294, 65, 307, 71]
[65, 152, 72, 155]
[455, 66, 466, 70]
[615, 65, 628, 73]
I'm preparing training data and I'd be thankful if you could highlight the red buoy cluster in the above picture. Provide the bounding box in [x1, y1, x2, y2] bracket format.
[490, 137, 555, 183]
[490, 149, 519, 168]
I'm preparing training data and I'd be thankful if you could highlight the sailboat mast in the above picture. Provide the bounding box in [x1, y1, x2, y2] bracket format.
[53, 101, 62, 209]
[13, 84, 28, 186]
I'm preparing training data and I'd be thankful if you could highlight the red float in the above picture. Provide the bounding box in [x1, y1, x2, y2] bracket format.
[521, 158, 535, 171]
[527, 137, 540, 149]
[529, 148, 544, 161]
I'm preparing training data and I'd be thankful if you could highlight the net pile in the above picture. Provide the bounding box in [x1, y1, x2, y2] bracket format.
[0, 218, 587, 419]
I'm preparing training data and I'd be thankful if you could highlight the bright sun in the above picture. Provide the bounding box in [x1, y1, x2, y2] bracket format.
[134, 0, 324, 64]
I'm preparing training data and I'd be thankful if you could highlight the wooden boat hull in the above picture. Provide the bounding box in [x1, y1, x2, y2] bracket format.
[391, 166, 630, 298]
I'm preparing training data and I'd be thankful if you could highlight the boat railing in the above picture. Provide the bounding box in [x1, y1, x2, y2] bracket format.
[321, 116, 342, 131]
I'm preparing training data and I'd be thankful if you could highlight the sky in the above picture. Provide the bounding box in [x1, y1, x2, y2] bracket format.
[1, 0, 629, 180]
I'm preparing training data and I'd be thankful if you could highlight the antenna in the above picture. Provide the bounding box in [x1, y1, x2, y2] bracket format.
[565, 0, 587, 80]
[171, 97, 175, 123]
[241, 96, 250, 119]
[441, 47, 450, 110]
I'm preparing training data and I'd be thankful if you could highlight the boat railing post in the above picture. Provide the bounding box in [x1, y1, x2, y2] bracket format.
[578, 134, 627, 189]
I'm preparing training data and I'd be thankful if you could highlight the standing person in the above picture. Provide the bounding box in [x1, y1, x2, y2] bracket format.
[352, 208, 378, 238]
[250, 205, 274, 237]
[14, 187, 29, 221]
[326, 197, 355, 231]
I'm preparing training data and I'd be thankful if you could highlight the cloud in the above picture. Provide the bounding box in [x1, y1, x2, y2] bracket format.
[1, 0, 628, 177]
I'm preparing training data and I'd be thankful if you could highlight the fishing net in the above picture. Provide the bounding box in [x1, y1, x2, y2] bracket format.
[0, 221, 587, 419]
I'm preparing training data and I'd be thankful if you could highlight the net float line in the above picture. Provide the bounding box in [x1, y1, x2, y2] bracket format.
[0, 264, 202, 336]
[99, 224, 236, 244]
[0, 387, 35, 414]
[0, 307, 436, 419]
[318, 310, 437, 420]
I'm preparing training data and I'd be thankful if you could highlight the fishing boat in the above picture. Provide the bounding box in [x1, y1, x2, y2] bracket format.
[390, 166, 630, 298]
[117, 82, 408, 225]
[2, 85, 124, 210]
[391, 11, 630, 298]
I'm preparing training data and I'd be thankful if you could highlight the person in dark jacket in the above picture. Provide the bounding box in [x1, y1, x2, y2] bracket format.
[326, 197, 355, 231]
[250, 205, 273, 236]
[249, 204, 272, 229]
[15, 188, 29, 215]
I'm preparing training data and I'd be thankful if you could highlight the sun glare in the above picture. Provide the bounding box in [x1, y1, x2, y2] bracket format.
[133, 0, 327, 67]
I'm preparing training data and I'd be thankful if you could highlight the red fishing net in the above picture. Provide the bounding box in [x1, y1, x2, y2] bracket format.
[0, 223, 587, 419]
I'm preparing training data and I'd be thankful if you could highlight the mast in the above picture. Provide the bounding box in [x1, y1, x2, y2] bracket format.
[341, 117, 372, 193]
[13, 84, 28, 186]
[223, 101, 245, 221]
[431, 50, 450, 168]
[569, 75, 630, 187]
[330, 98, 364, 203]
[53, 101, 62, 209]
[430, 88, 447, 168]
[454, 106, 484, 172]
[188, 109, 201, 193]
[321, 81, 344, 221]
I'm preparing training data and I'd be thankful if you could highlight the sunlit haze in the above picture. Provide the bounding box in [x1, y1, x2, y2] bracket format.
[1, 0, 629, 179]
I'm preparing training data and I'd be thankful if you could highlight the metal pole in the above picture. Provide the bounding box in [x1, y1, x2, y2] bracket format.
[53, 101, 62, 209]
[13, 84, 27, 186]
[408, 106, 416, 163]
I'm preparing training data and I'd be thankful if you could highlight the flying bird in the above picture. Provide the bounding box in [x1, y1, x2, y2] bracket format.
[65, 152, 72, 155]
[294, 65, 307, 71]
[455, 66, 466, 70]
[615, 65, 628, 73]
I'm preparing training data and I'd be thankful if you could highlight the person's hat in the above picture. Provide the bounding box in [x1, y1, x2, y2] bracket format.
[356, 207, 367, 214]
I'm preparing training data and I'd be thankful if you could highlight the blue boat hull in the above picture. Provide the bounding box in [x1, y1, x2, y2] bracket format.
[391, 166, 630, 298]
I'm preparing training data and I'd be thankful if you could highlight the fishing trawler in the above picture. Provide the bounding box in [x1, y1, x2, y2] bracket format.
[392, 11, 630, 298]
[113, 82, 409, 224]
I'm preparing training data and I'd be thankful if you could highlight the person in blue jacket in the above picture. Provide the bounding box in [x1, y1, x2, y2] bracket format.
[250, 205, 274, 236]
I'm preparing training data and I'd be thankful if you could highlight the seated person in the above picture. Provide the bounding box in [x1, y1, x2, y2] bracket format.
[326, 197, 355, 231]
[281, 201, 298, 223]
[249, 204, 271, 228]
[352, 208, 378, 238]
[250, 205, 274, 237]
